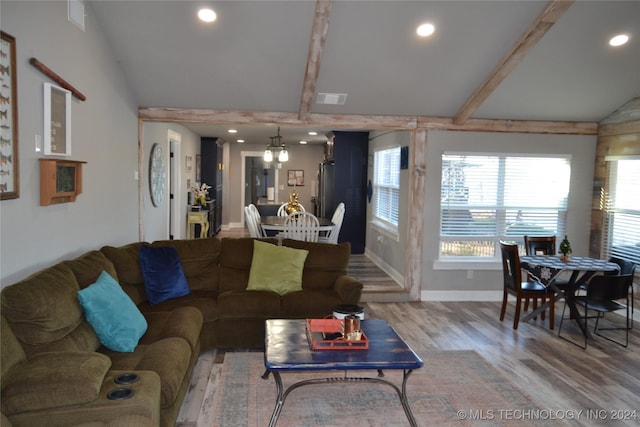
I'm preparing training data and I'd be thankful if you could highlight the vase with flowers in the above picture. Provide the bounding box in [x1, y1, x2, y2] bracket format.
[558, 235, 572, 262]
[191, 182, 211, 210]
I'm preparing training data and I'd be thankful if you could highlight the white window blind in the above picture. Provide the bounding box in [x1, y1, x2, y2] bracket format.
[602, 158, 640, 265]
[440, 153, 570, 259]
[373, 147, 400, 228]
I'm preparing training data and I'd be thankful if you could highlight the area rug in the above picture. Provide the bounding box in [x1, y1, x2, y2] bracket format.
[212, 351, 563, 427]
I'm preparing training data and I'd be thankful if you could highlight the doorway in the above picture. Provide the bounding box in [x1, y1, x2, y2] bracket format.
[240, 151, 279, 225]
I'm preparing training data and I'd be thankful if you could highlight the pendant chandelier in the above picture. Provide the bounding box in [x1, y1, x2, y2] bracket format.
[264, 126, 288, 162]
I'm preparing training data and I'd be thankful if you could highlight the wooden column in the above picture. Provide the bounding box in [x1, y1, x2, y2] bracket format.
[406, 128, 427, 301]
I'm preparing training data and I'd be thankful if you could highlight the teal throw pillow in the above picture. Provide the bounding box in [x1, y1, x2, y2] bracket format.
[139, 245, 190, 305]
[247, 240, 309, 295]
[77, 270, 147, 352]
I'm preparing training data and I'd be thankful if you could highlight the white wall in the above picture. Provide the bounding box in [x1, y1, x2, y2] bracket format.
[421, 130, 597, 299]
[365, 130, 410, 282]
[1, 1, 139, 285]
[141, 122, 201, 242]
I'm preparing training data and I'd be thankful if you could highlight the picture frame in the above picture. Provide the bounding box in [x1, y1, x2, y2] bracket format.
[0, 31, 19, 200]
[44, 82, 71, 156]
[186, 155, 193, 172]
[195, 154, 201, 181]
[287, 169, 304, 186]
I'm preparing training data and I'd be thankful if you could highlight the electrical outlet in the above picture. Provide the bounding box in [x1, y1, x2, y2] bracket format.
[466, 270, 473, 279]
[377, 235, 384, 243]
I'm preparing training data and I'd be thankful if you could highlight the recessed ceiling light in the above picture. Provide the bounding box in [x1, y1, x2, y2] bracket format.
[228, 129, 238, 134]
[609, 34, 629, 47]
[299, 140, 308, 145]
[417, 23, 435, 37]
[237, 139, 245, 143]
[308, 131, 317, 136]
[198, 8, 217, 23]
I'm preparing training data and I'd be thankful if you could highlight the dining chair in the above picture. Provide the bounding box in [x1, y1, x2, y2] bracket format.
[283, 212, 320, 242]
[603, 257, 636, 328]
[247, 204, 267, 237]
[244, 205, 262, 238]
[277, 203, 306, 216]
[523, 235, 569, 310]
[499, 241, 556, 330]
[558, 274, 633, 348]
[318, 202, 345, 244]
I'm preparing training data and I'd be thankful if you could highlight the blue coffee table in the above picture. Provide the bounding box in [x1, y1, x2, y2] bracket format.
[263, 318, 424, 427]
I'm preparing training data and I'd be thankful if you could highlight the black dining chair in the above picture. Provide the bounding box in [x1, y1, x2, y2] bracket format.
[499, 241, 556, 330]
[558, 274, 633, 349]
[603, 257, 636, 328]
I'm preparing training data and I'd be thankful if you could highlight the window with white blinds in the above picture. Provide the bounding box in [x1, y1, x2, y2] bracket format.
[602, 158, 640, 266]
[440, 153, 570, 259]
[373, 146, 400, 229]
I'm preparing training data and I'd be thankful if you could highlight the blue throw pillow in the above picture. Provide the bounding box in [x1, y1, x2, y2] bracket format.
[138, 245, 190, 305]
[77, 271, 147, 352]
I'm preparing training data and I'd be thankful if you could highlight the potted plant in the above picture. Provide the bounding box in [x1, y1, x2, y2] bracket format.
[191, 182, 211, 210]
[558, 235, 572, 262]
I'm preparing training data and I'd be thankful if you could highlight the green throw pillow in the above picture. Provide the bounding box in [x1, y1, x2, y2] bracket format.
[247, 240, 309, 295]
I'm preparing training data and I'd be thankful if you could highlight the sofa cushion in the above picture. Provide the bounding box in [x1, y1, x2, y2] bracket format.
[139, 245, 190, 305]
[1, 351, 111, 415]
[100, 242, 147, 305]
[152, 239, 221, 293]
[1, 263, 87, 349]
[217, 290, 281, 319]
[247, 240, 309, 295]
[78, 271, 147, 352]
[280, 289, 344, 318]
[139, 307, 203, 353]
[218, 237, 278, 293]
[64, 250, 119, 290]
[282, 239, 351, 290]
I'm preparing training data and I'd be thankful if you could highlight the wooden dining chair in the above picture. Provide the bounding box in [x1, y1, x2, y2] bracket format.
[283, 212, 320, 242]
[499, 241, 556, 330]
[523, 235, 569, 308]
[318, 202, 345, 244]
[244, 205, 262, 238]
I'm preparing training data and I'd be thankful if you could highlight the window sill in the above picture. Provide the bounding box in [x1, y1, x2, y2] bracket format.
[433, 260, 501, 270]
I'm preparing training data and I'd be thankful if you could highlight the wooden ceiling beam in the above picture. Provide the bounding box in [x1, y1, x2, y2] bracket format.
[298, 0, 333, 122]
[452, 0, 574, 125]
[139, 107, 597, 135]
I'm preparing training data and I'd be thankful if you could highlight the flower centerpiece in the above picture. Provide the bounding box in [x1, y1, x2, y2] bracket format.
[558, 235, 572, 262]
[191, 182, 211, 210]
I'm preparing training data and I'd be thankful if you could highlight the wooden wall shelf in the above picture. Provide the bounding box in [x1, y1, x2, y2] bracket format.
[39, 159, 86, 206]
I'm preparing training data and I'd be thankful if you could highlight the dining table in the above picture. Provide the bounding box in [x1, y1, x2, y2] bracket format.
[520, 255, 621, 336]
[259, 215, 335, 234]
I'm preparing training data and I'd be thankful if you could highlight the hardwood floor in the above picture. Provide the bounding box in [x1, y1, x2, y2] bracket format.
[178, 229, 639, 426]
[178, 303, 639, 426]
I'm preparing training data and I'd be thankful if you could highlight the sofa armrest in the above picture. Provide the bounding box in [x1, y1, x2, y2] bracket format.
[1, 351, 111, 415]
[334, 275, 364, 304]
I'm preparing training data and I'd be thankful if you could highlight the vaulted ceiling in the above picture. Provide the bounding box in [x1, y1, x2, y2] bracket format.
[91, 0, 640, 144]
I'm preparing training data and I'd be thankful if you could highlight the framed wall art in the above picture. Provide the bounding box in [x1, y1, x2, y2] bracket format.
[185, 155, 193, 172]
[44, 82, 71, 156]
[0, 31, 19, 200]
[287, 169, 304, 186]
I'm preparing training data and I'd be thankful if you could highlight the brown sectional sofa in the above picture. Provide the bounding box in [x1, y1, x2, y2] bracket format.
[1, 237, 363, 427]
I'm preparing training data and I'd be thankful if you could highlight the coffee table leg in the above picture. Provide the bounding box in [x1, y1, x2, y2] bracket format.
[267, 370, 284, 427]
[401, 369, 417, 427]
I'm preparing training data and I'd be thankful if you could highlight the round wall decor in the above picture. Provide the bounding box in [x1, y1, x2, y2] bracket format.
[149, 143, 166, 207]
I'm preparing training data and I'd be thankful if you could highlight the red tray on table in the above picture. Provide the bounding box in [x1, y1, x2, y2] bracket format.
[306, 318, 369, 350]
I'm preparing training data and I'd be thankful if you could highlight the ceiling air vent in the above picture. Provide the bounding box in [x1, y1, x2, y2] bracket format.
[316, 93, 347, 105]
